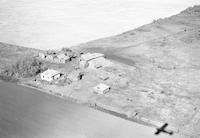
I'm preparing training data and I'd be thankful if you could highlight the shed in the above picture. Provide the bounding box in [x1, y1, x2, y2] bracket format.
[96, 70, 111, 81]
[79, 60, 89, 69]
[56, 54, 70, 63]
[98, 72, 110, 81]
[67, 70, 84, 82]
[93, 83, 111, 94]
[40, 69, 62, 82]
[46, 55, 55, 61]
[57, 53, 66, 59]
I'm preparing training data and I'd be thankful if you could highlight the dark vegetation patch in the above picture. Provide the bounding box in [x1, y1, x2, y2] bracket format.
[0, 57, 47, 81]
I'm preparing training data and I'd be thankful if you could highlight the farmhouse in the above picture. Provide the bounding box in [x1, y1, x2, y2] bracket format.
[93, 83, 111, 94]
[40, 69, 62, 82]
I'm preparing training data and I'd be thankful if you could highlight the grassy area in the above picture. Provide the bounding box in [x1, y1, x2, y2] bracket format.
[0, 42, 39, 70]
[0, 57, 47, 81]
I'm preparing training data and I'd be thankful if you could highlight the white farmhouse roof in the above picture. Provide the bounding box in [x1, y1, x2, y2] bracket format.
[81, 53, 104, 61]
[42, 69, 61, 77]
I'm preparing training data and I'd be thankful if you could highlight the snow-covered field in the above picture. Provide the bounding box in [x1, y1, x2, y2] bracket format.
[0, 0, 199, 49]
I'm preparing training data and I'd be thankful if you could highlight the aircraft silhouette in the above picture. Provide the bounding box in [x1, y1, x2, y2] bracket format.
[155, 123, 173, 135]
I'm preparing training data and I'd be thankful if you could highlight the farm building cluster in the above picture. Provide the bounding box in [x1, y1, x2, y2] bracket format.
[38, 49, 76, 64]
[38, 49, 116, 94]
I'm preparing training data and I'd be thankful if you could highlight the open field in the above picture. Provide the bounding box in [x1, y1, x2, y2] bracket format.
[0, 0, 199, 49]
[75, 5, 200, 137]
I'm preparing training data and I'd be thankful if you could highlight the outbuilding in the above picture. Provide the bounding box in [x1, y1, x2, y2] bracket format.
[80, 53, 104, 62]
[56, 54, 70, 63]
[79, 60, 89, 69]
[67, 70, 84, 82]
[46, 55, 55, 61]
[93, 83, 111, 94]
[98, 72, 110, 81]
[40, 69, 62, 82]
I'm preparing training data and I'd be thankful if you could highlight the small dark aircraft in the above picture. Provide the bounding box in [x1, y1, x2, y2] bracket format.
[155, 123, 173, 135]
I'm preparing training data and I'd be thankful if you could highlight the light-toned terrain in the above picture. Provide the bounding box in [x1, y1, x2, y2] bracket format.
[0, 0, 199, 49]
[75, 5, 200, 137]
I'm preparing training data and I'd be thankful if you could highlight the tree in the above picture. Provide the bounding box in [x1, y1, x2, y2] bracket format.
[0, 57, 47, 80]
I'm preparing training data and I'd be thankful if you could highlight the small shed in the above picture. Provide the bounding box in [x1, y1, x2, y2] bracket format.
[98, 72, 110, 81]
[93, 83, 111, 94]
[57, 53, 66, 59]
[96, 70, 111, 81]
[79, 60, 89, 69]
[67, 70, 84, 82]
[53, 56, 60, 63]
[40, 69, 62, 82]
[56, 54, 70, 63]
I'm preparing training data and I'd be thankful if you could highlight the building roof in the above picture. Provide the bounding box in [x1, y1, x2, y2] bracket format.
[56, 53, 70, 60]
[98, 71, 110, 80]
[88, 57, 112, 68]
[81, 53, 104, 61]
[41, 69, 61, 77]
[57, 54, 66, 59]
[39, 52, 45, 55]
[68, 70, 82, 78]
[94, 83, 110, 91]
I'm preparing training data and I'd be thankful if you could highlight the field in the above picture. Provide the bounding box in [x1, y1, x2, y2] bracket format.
[75, 5, 200, 137]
